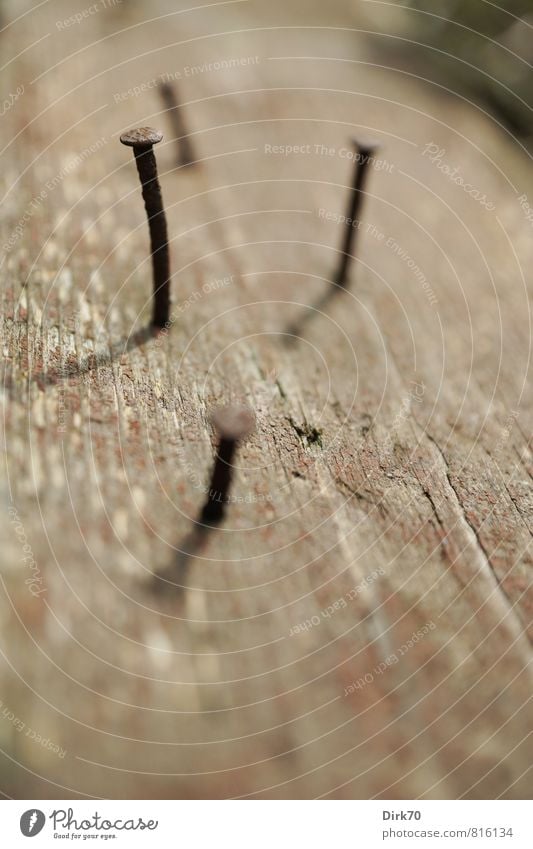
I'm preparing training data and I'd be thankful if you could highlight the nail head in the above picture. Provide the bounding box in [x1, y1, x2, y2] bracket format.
[120, 127, 163, 148]
[211, 405, 255, 441]
[351, 137, 382, 156]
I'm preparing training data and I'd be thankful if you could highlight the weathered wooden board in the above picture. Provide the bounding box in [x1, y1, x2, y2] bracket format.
[0, 0, 531, 799]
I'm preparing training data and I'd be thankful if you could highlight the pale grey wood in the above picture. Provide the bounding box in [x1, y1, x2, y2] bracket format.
[0, 0, 531, 800]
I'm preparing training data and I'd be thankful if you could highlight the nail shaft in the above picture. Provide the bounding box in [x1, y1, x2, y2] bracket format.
[120, 127, 170, 328]
[159, 82, 195, 168]
[333, 139, 380, 289]
[200, 406, 255, 525]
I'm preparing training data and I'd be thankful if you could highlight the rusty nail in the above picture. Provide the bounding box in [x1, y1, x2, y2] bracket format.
[333, 138, 380, 289]
[200, 405, 255, 525]
[159, 82, 195, 168]
[120, 126, 171, 329]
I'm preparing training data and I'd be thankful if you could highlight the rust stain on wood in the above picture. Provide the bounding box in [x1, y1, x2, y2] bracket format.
[0, 0, 531, 800]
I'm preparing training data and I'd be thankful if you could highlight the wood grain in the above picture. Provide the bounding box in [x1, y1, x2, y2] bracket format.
[0, 0, 531, 799]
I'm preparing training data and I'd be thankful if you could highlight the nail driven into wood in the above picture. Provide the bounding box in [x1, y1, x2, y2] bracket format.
[159, 82, 195, 168]
[333, 138, 381, 290]
[200, 405, 255, 526]
[120, 127, 170, 329]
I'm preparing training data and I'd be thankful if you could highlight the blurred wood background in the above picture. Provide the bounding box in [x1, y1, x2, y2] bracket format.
[0, 0, 532, 799]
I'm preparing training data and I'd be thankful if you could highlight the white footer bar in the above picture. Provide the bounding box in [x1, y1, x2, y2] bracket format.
[2, 800, 531, 848]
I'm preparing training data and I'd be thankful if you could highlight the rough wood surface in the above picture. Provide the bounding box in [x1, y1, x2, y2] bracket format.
[0, 0, 532, 799]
